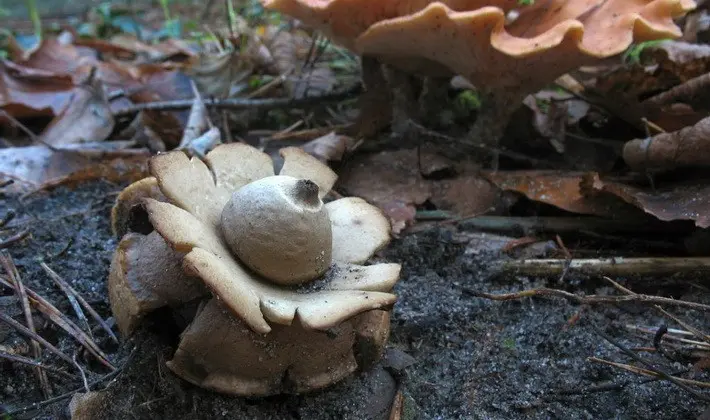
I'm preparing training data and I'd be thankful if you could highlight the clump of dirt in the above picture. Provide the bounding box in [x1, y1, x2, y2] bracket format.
[1, 181, 709, 419]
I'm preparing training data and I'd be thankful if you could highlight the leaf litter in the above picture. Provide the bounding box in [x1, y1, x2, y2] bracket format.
[2, 1, 710, 419]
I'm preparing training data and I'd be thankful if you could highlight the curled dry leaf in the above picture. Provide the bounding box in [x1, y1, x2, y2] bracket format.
[337, 148, 501, 233]
[37, 81, 115, 147]
[0, 60, 75, 118]
[624, 115, 710, 171]
[588, 37, 710, 131]
[483, 171, 642, 218]
[301, 131, 355, 162]
[585, 174, 710, 228]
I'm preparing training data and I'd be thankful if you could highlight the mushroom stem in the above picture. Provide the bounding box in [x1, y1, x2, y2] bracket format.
[463, 87, 529, 169]
[353, 56, 393, 137]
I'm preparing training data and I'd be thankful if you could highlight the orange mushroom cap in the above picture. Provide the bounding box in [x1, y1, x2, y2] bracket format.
[263, 0, 696, 89]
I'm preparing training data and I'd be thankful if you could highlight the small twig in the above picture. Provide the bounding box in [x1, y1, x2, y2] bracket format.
[589, 357, 710, 388]
[654, 306, 710, 345]
[410, 215, 687, 235]
[73, 349, 90, 393]
[1, 253, 51, 397]
[112, 83, 362, 118]
[0, 210, 15, 228]
[0, 350, 77, 379]
[625, 325, 710, 350]
[466, 287, 710, 312]
[591, 325, 710, 401]
[0, 110, 58, 151]
[0, 229, 31, 249]
[42, 263, 118, 343]
[0, 179, 14, 188]
[498, 257, 710, 278]
[0, 311, 75, 366]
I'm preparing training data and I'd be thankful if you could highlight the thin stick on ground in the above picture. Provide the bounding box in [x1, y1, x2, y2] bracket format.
[41, 262, 118, 344]
[0, 276, 115, 370]
[0, 350, 78, 379]
[0, 229, 31, 249]
[465, 287, 710, 312]
[0, 311, 75, 366]
[654, 306, 710, 345]
[624, 325, 710, 353]
[112, 83, 362, 118]
[591, 325, 710, 402]
[497, 257, 710, 278]
[1, 253, 51, 397]
[589, 357, 710, 388]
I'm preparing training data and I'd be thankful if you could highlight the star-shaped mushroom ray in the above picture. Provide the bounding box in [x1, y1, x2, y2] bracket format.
[204, 143, 275, 192]
[327, 262, 401, 292]
[279, 147, 337, 199]
[187, 248, 398, 331]
[144, 198, 398, 334]
[143, 198, 270, 333]
[327, 197, 392, 264]
[151, 145, 333, 227]
[150, 150, 230, 228]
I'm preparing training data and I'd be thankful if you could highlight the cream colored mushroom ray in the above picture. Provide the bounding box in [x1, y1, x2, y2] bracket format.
[185, 247, 397, 332]
[143, 199, 228, 255]
[255, 285, 397, 330]
[150, 150, 230, 228]
[328, 262, 401, 292]
[145, 193, 396, 329]
[205, 143, 275, 192]
[279, 147, 337, 198]
[184, 248, 272, 334]
[327, 197, 392, 264]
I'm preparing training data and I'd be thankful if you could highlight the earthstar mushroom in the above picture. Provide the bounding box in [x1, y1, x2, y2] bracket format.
[107, 143, 401, 395]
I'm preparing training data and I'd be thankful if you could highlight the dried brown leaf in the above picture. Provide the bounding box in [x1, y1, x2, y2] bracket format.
[301, 132, 354, 162]
[483, 171, 640, 218]
[337, 149, 502, 232]
[37, 82, 114, 147]
[0, 143, 149, 192]
[587, 174, 710, 228]
[0, 60, 75, 118]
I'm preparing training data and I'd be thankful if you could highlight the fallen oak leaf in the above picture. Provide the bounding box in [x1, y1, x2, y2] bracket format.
[624, 115, 710, 172]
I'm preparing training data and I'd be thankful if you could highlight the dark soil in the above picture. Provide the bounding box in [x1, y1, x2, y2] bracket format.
[1, 180, 709, 419]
